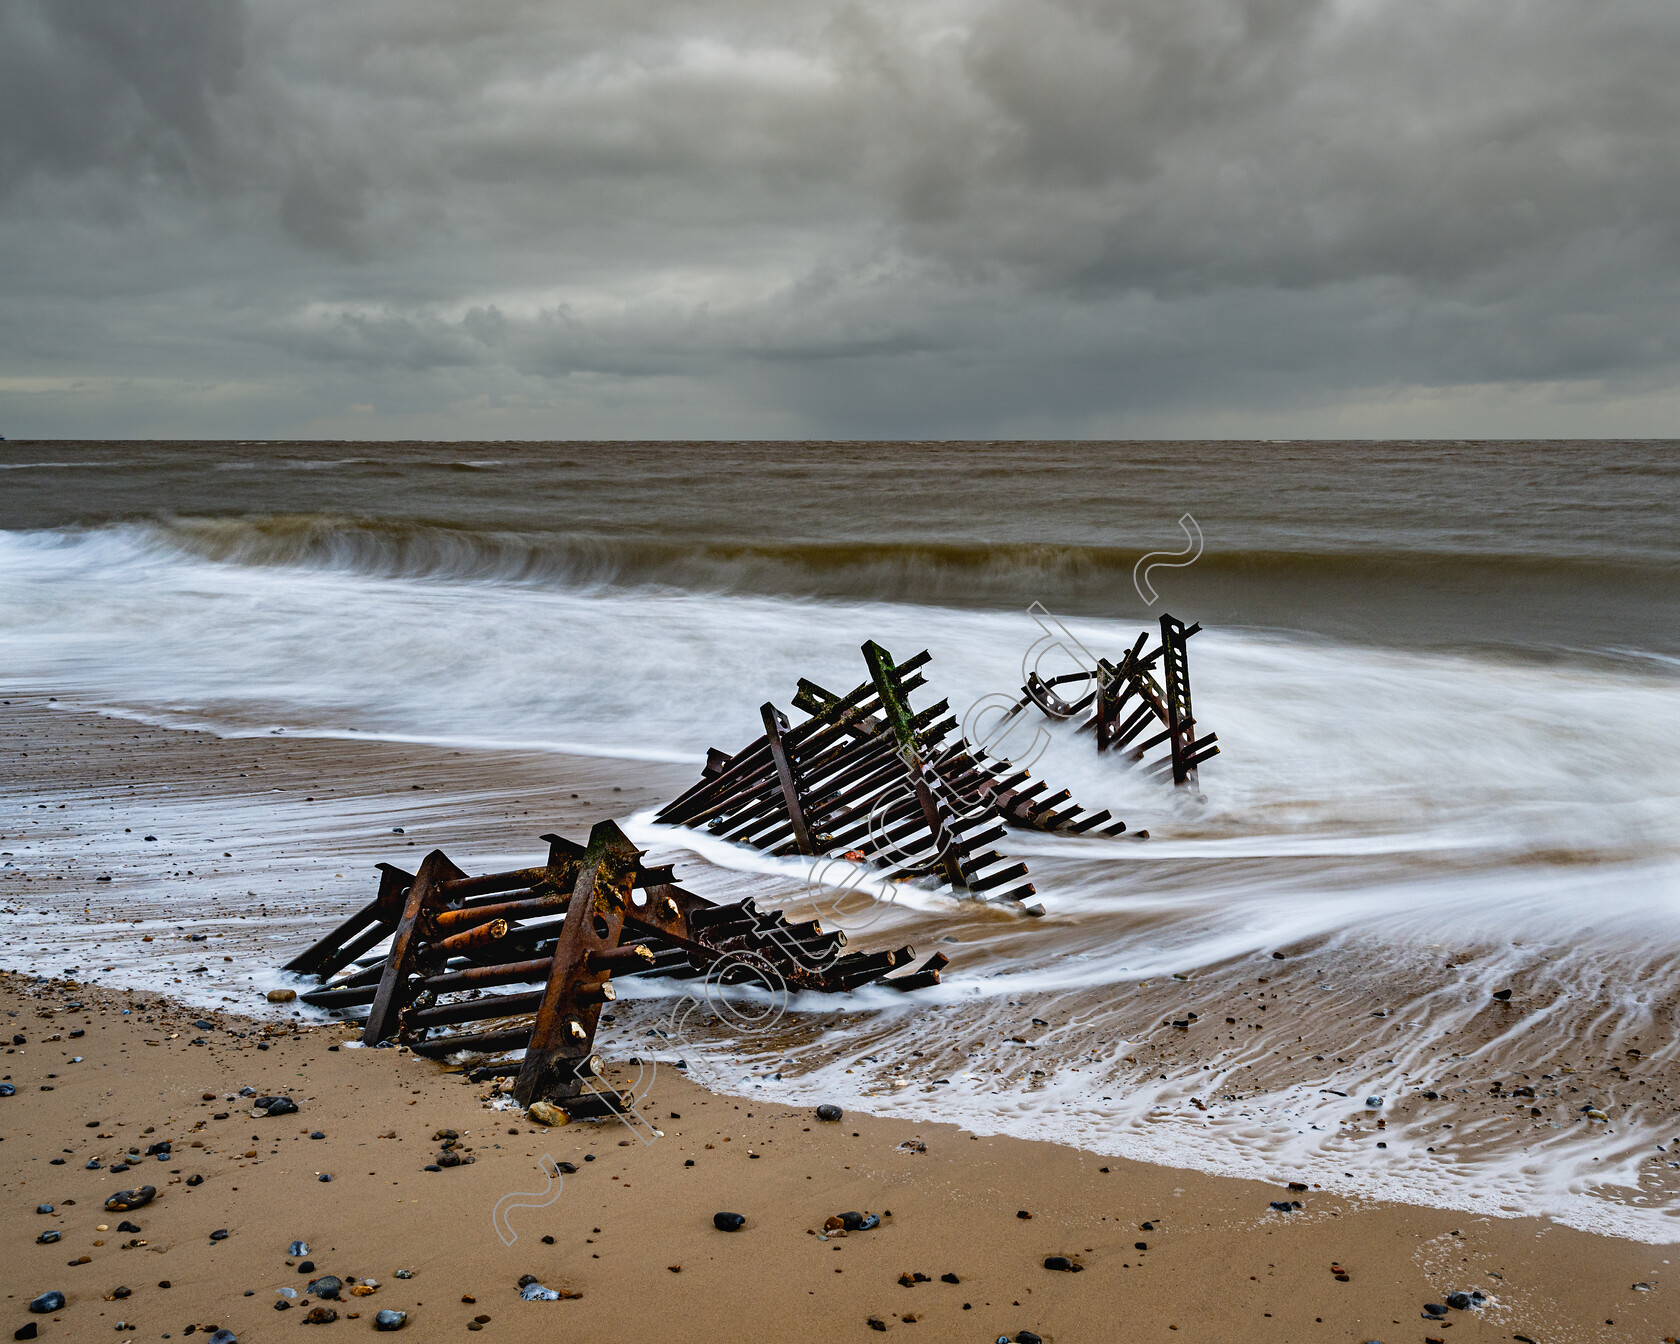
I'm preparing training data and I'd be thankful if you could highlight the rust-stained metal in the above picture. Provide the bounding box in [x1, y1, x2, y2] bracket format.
[280, 814, 945, 1107]
[1012, 611, 1219, 788]
[656, 640, 1136, 910]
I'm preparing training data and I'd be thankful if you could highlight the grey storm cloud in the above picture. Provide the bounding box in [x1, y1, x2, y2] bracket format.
[2, 0, 1679, 438]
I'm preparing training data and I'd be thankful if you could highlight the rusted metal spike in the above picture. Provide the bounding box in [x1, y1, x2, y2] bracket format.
[513, 820, 642, 1108]
[363, 849, 468, 1044]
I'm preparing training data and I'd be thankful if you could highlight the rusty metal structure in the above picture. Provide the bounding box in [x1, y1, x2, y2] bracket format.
[282, 819, 943, 1111]
[1018, 612, 1219, 788]
[653, 640, 1130, 910]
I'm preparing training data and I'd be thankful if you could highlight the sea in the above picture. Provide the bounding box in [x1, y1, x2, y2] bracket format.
[2, 439, 1678, 1239]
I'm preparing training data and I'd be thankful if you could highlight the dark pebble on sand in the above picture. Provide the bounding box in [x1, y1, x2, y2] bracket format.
[118, 1222, 141, 1234]
[1493, 989, 1513, 1001]
[209, 1228, 229, 1241]
[0, 1084, 13, 1096]
[374, 1310, 407, 1330]
[942, 1273, 960, 1284]
[302, 1306, 337, 1325]
[1016, 1210, 1032, 1220]
[27, 1292, 65, 1314]
[317, 1174, 332, 1182]
[185, 1175, 203, 1186]
[35, 1205, 52, 1215]
[297, 1261, 315, 1274]
[557, 1162, 577, 1174]
[104, 1186, 156, 1212]
[36, 1231, 60, 1244]
[816, 1105, 843, 1121]
[712, 1212, 746, 1232]
[1018, 1332, 1044, 1344]
[1424, 1303, 1448, 1317]
[307, 1276, 342, 1300]
[1043, 1256, 1074, 1272]
[255, 1096, 297, 1116]
[15, 1324, 39, 1340]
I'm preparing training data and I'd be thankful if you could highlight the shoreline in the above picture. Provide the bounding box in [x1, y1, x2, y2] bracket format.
[3, 695, 1678, 1324]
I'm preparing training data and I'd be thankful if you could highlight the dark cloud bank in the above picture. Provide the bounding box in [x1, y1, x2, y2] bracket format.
[3, 0, 1679, 438]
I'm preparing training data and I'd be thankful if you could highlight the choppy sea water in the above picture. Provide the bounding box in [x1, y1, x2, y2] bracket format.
[2, 439, 1677, 1239]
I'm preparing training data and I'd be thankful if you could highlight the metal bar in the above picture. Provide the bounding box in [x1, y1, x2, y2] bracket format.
[362, 848, 466, 1044]
[514, 820, 642, 1107]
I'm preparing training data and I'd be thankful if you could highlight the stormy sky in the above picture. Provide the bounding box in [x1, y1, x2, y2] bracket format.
[3, 0, 1679, 439]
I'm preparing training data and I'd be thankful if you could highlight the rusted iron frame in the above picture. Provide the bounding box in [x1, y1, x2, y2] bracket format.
[656, 655, 932, 826]
[1158, 613, 1217, 787]
[799, 672, 1063, 844]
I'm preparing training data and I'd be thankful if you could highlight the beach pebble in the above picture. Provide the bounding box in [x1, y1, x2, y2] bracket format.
[394, 1269, 413, 1279]
[117, 1222, 141, 1234]
[185, 1174, 203, 1186]
[104, 1187, 156, 1212]
[374, 1309, 407, 1330]
[266, 990, 297, 1004]
[27, 1292, 65, 1314]
[520, 1283, 561, 1301]
[0, 1084, 14, 1097]
[1017, 1333, 1044, 1344]
[816, 1105, 843, 1121]
[1043, 1256, 1082, 1272]
[1365, 1096, 1383, 1109]
[308, 1277, 343, 1300]
[254, 1096, 298, 1117]
[15, 1323, 38, 1340]
[289, 1241, 310, 1256]
[206, 1332, 237, 1344]
[302, 1306, 337, 1324]
[317, 1173, 333, 1182]
[713, 1212, 746, 1232]
[35, 1231, 60, 1244]
[35, 1205, 52, 1215]
[1424, 1302, 1448, 1317]
[941, 1273, 960, 1284]
[1493, 989, 1513, 1001]
[527, 1102, 569, 1127]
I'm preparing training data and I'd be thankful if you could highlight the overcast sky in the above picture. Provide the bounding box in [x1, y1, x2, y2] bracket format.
[3, 0, 1679, 439]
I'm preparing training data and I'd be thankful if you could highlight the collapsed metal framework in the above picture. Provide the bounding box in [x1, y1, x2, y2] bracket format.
[654, 640, 1131, 910]
[282, 820, 944, 1109]
[1019, 612, 1219, 788]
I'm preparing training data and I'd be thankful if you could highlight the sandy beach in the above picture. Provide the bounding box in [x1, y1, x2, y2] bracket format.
[3, 971, 1672, 1344]
[3, 695, 1677, 1342]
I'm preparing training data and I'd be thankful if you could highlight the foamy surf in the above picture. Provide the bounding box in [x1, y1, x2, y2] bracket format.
[2, 471, 1678, 1240]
